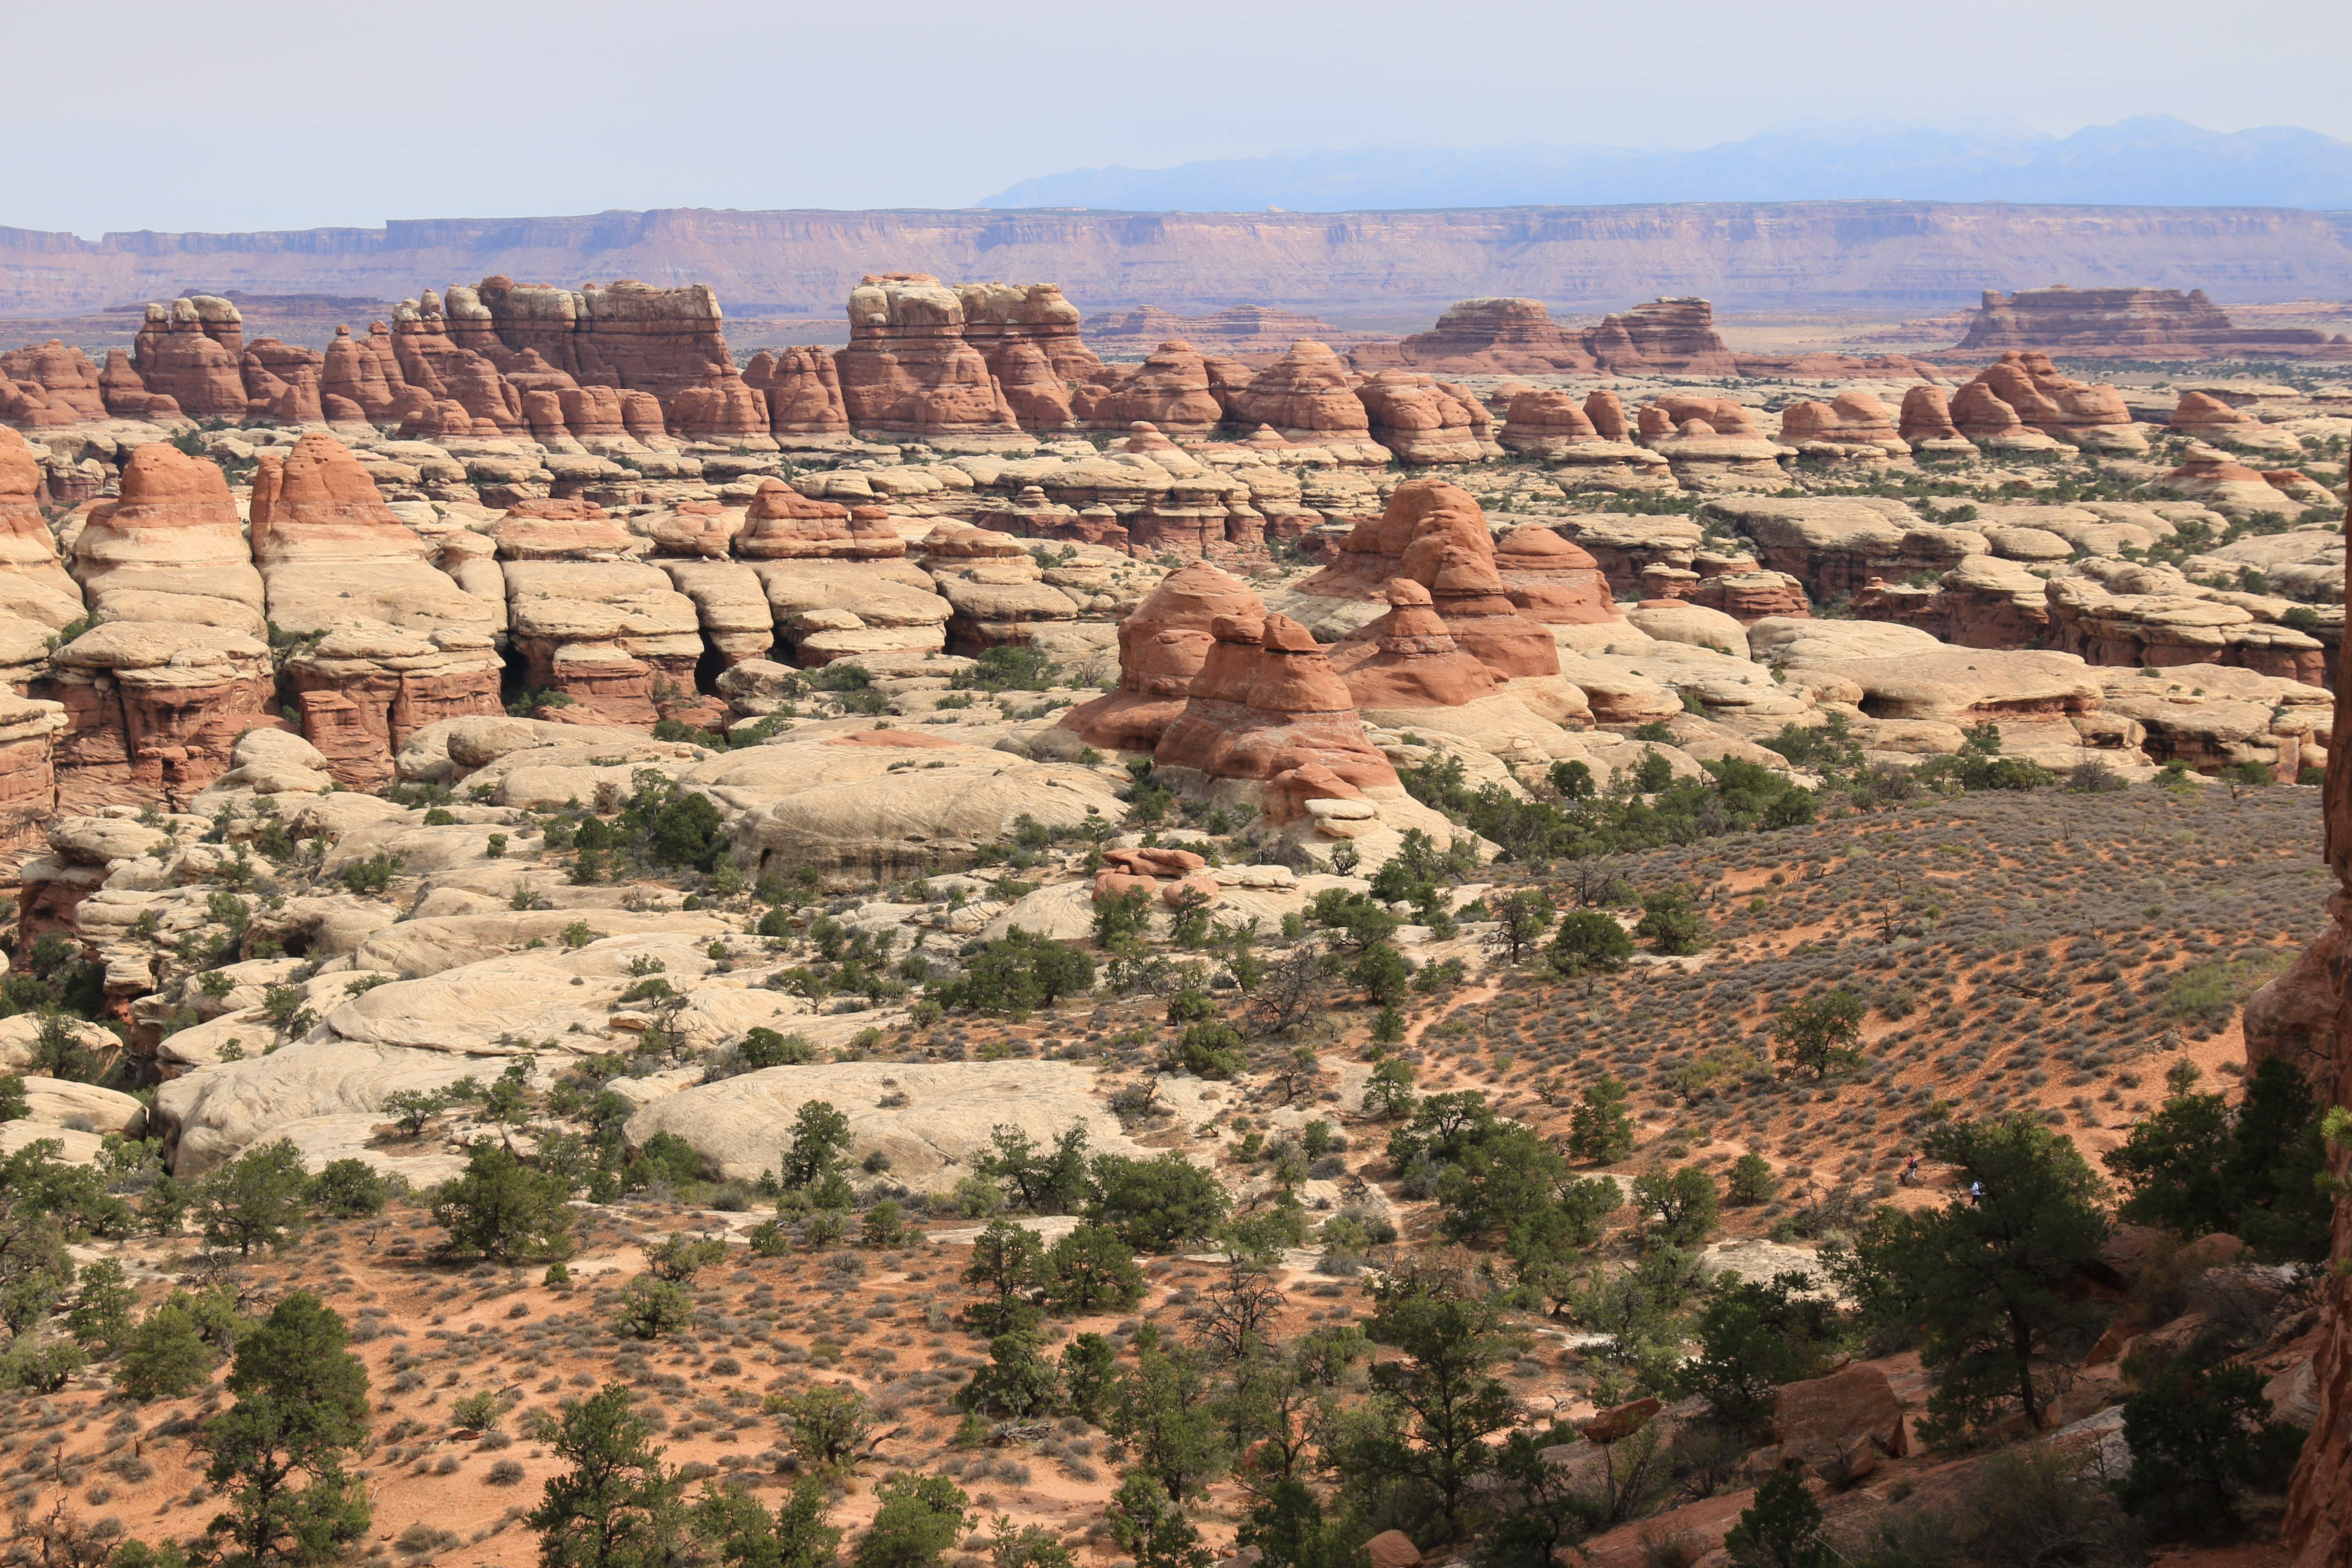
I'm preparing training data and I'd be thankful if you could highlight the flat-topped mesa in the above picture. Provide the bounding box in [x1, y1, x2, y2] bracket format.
[1152, 609, 1397, 822]
[248, 432, 503, 786]
[1227, 341, 1374, 443]
[1328, 578, 1507, 708]
[132, 297, 248, 421]
[1356, 371, 1502, 464]
[1585, 297, 1737, 375]
[1492, 525, 1620, 625]
[1380, 297, 1599, 374]
[1950, 351, 2142, 452]
[959, 282, 1106, 431]
[1077, 341, 1225, 437]
[741, 346, 850, 442]
[1777, 391, 1909, 457]
[1060, 562, 1262, 753]
[836, 273, 1023, 443]
[1956, 284, 2352, 359]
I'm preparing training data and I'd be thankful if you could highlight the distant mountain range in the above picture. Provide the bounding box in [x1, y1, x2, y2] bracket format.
[977, 117, 2352, 212]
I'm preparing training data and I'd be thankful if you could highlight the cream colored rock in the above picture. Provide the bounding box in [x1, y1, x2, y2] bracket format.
[154, 1041, 527, 1175]
[691, 729, 1126, 882]
[0, 1122, 104, 1164]
[14, 1075, 146, 1137]
[0, 1013, 120, 1073]
[394, 714, 658, 784]
[1626, 601, 1749, 658]
[350, 909, 730, 980]
[622, 1060, 1147, 1191]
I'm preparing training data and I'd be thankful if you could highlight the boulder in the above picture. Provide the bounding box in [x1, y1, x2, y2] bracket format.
[1773, 1364, 1908, 1477]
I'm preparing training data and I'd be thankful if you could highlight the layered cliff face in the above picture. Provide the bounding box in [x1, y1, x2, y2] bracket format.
[250, 432, 504, 788]
[47, 443, 280, 807]
[13, 202, 2352, 321]
[1360, 294, 1736, 376]
[1948, 352, 2143, 451]
[1958, 284, 2352, 359]
[2272, 496, 2352, 1566]
[836, 273, 1024, 443]
[130, 296, 247, 421]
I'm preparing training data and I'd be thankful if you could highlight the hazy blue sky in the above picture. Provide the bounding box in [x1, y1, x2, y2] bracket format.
[6, 0, 2346, 234]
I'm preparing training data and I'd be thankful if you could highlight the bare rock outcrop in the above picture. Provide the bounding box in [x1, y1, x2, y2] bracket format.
[0, 427, 93, 683]
[251, 432, 504, 786]
[1079, 341, 1226, 437]
[1060, 562, 1262, 753]
[2045, 568, 2329, 686]
[131, 297, 248, 421]
[2168, 391, 2307, 458]
[495, 501, 707, 724]
[1949, 352, 2142, 452]
[1492, 526, 1620, 625]
[1328, 579, 1505, 708]
[1378, 297, 1599, 374]
[1152, 610, 1399, 823]
[0, 341, 108, 426]
[1356, 372, 1502, 464]
[836, 273, 1024, 444]
[732, 484, 949, 667]
[743, 346, 851, 442]
[47, 443, 278, 805]
[709, 729, 1124, 881]
[1778, 392, 1909, 458]
[1228, 342, 1375, 445]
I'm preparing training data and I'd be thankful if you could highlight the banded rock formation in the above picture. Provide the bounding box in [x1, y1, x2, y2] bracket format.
[1957, 285, 2352, 361]
[251, 432, 505, 787]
